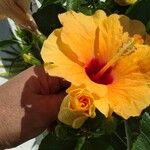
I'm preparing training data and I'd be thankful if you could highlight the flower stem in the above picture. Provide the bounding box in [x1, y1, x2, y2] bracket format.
[75, 137, 86, 150]
[114, 132, 127, 146]
[124, 120, 132, 150]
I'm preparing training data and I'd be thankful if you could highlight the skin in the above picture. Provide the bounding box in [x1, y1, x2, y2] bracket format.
[0, 66, 68, 149]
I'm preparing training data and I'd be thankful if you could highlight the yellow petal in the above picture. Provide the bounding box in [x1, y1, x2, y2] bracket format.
[108, 79, 150, 119]
[133, 45, 150, 77]
[59, 108, 87, 129]
[114, 44, 150, 78]
[51, 29, 82, 65]
[41, 29, 107, 97]
[58, 10, 106, 64]
[58, 11, 96, 64]
[95, 14, 129, 62]
[58, 96, 87, 128]
[119, 15, 146, 37]
[94, 98, 110, 117]
[96, 14, 146, 63]
[109, 45, 150, 119]
[144, 33, 150, 45]
[93, 10, 107, 25]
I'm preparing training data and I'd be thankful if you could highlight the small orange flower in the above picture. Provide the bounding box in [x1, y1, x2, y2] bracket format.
[41, 10, 150, 119]
[58, 85, 96, 128]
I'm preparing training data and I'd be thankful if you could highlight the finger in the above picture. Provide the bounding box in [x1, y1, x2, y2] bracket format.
[36, 91, 66, 124]
[33, 66, 65, 94]
[46, 75, 62, 94]
[33, 66, 51, 94]
[59, 79, 71, 89]
[33, 65, 70, 94]
[46, 76, 70, 94]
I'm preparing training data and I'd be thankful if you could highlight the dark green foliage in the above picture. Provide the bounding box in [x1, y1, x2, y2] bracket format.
[126, 0, 150, 32]
[39, 133, 77, 150]
[33, 4, 65, 36]
[132, 113, 150, 150]
[39, 112, 125, 150]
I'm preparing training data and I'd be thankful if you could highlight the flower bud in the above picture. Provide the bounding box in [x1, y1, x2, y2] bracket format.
[115, 0, 137, 6]
[58, 85, 96, 129]
[23, 53, 41, 65]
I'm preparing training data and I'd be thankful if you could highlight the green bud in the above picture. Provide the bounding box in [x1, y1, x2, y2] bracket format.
[23, 53, 41, 65]
[114, 0, 137, 6]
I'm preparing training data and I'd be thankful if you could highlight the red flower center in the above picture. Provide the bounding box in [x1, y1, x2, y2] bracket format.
[85, 58, 113, 85]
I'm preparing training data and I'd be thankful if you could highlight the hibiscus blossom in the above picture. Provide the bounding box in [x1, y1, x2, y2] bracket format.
[41, 10, 150, 119]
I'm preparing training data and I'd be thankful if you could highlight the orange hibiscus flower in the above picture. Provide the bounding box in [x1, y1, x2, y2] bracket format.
[41, 10, 150, 119]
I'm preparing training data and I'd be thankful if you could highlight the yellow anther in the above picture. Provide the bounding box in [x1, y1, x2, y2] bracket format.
[93, 40, 135, 80]
[133, 34, 144, 44]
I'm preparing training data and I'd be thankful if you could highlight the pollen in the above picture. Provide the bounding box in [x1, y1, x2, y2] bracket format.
[93, 40, 135, 81]
[133, 34, 144, 44]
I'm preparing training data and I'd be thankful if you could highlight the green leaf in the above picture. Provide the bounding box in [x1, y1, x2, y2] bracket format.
[102, 117, 117, 135]
[96, 0, 128, 15]
[78, 5, 94, 15]
[33, 3, 65, 36]
[0, 49, 19, 56]
[146, 20, 150, 33]
[0, 64, 24, 69]
[39, 133, 77, 150]
[126, 0, 150, 27]
[55, 123, 78, 140]
[0, 40, 17, 50]
[83, 110, 105, 131]
[81, 136, 114, 150]
[66, 0, 81, 11]
[41, 0, 62, 7]
[132, 113, 150, 150]
[1, 57, 18, 62]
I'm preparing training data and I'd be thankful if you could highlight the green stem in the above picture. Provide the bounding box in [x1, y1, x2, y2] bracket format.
[114, 132, 127, 146]
[75, 137, 86, 150]
[124, 120, 132, 150]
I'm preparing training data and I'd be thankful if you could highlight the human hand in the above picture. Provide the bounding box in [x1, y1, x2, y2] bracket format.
[0, 66, 68, 149]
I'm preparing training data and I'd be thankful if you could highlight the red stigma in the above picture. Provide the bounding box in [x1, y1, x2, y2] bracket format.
[85, 58, 113, 85]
